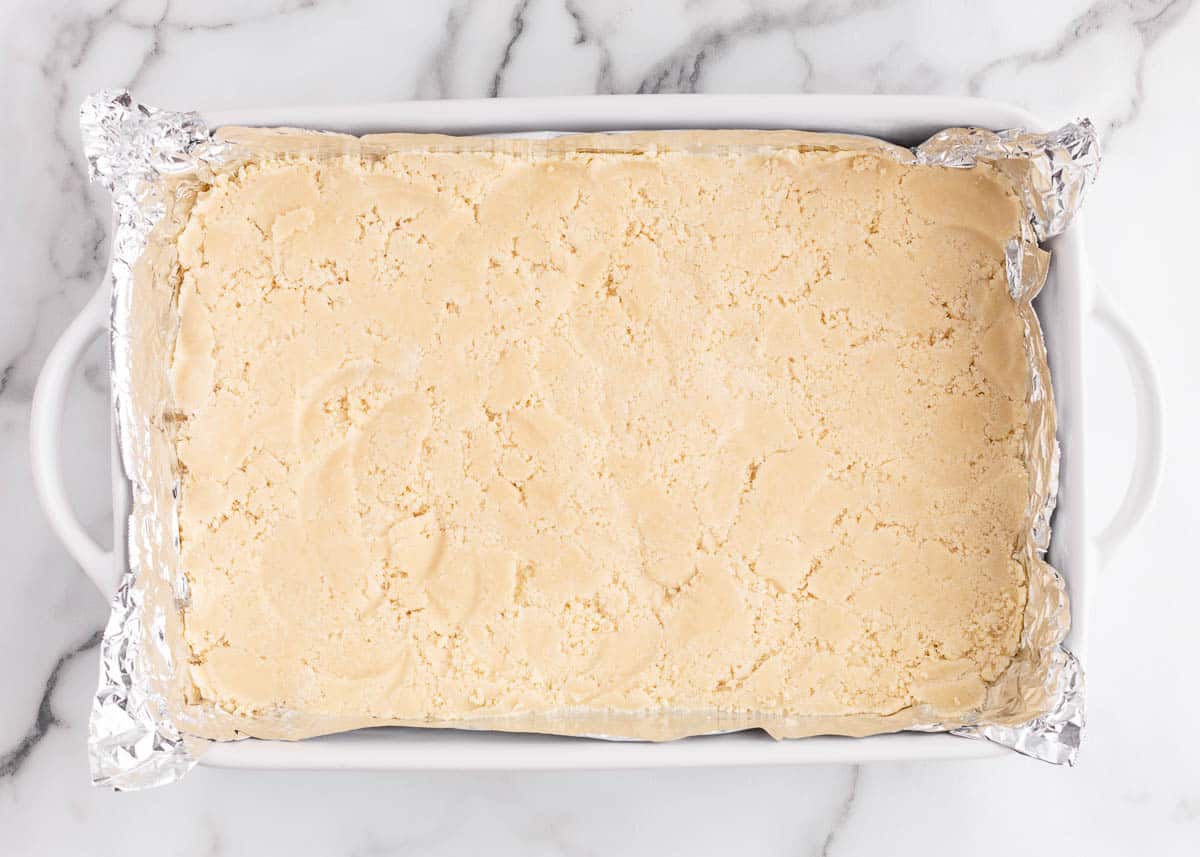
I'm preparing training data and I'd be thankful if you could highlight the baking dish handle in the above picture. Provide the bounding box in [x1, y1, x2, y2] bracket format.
[25, 287, 1168, 583]
[1090, 292, 1164, 559]
[30, 286, 116, 594]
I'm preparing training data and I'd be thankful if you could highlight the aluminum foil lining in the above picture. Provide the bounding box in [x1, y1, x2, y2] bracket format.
[912, 120, 1097, 765]
[82, 91, 229, 790]
[81, 89, 1098, 789]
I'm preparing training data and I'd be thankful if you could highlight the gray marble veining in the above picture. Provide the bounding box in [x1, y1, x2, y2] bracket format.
[2, 0, 1198, 853]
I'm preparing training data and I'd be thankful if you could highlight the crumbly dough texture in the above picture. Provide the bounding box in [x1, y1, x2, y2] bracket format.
[170, 131, 1031, 739]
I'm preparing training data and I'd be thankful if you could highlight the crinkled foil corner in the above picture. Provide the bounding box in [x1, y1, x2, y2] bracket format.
[82, 91, 1098, 788]
[916, 120, 1100, 241]
[82, 90, 231, 789]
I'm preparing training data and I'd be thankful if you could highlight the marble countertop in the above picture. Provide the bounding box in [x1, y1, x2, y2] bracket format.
[2, 0, 1198, 854]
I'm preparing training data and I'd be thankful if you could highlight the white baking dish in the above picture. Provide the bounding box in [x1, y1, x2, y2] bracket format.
[31, 94, 1163, 770]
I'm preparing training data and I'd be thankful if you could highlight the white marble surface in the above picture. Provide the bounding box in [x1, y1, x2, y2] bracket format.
[2, 0, 1198, 853]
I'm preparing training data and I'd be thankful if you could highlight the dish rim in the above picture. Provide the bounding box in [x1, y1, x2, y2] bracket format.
[109, 93, 1092, 770]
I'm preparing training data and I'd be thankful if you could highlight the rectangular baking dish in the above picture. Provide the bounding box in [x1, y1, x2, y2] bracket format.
[39, 94, 1116, 770]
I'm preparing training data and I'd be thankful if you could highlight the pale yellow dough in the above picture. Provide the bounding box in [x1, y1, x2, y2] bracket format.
[171, 132, 1030, 735]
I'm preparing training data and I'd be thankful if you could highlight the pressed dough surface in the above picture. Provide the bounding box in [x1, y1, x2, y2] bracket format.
[171, 133, 1030, 733]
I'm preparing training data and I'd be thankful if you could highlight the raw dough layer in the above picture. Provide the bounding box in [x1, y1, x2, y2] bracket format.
[171, 131, 1031, 737]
